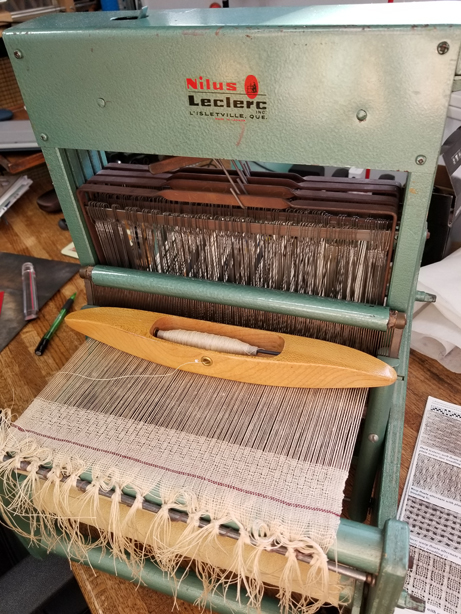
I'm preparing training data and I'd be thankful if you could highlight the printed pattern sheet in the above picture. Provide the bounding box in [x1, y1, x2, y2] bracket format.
[398, 397, 461, 614]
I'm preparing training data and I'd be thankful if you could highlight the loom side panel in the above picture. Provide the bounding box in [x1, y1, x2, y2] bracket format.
[363, 519, 409, 614]
[348, 358, 399, 523]
[388, 172, 436, 314]
[43, 148, 98, 266]
[374, 223, 426, 527]
[375, 351, 410, 529]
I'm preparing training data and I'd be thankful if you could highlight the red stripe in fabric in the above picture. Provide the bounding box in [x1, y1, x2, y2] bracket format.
[11, 423, 340, 517]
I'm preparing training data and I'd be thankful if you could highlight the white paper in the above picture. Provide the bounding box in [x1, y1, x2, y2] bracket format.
[396, 397, 461, 614]
[0, 175, 33, 217]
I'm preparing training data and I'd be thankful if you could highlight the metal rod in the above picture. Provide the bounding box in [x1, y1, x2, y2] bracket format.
[229, 187, 246, 208]
[214, 159, 240, 192]
[414, 290, 436, 303]
[242, 161, 252, 178]
[231, 160, 248, 185]
[236, 178, 248, 194]
[6, 455, 372, 584]
[84, 265, 392, 332]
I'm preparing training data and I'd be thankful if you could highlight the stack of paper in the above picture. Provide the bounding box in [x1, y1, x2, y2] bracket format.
[0, 175, 32, 218]
[398, 397, 461, 614]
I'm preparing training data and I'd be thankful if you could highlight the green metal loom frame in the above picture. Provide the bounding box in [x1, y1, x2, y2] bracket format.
[4, 3, 461, 611]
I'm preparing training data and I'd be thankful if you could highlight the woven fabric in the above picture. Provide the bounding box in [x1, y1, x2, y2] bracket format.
[1, 339, 367, 612]
[405, 547, 461, 614]
[405, 497, 461, 555]
[413, 455, 461, 502]
[422, 409, 461, 458]
[399, 398, 461, 614]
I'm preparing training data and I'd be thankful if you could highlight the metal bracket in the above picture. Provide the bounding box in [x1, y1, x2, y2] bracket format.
[363, 519, 410, 614]
[415, 291, 436, 303]
[396, 590, 425, 612]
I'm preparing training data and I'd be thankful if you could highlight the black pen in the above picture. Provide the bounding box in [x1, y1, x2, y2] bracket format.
[35, 292, 76, 356]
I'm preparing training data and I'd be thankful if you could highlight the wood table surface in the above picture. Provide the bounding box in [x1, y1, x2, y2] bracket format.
[1, 177, 460, 613]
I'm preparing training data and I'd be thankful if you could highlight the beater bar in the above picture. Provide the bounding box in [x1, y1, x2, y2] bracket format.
[83, 265, 398, 331]
[87, 282, 396, 356]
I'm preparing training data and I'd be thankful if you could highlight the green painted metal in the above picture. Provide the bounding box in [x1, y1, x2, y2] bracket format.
[48, 536, 282, 614]
[349, 357, 399, 523]
[350, 578, 364, 614]
[88, 149, 105, 174]
[374, 224, 428, 528]
[90, 265, 392, 330]
[66, 149, 86, 187]
[397, 590, 426, 612]
[363, 519, 409, 614]
[332, 518, 382, 574]
[76, 149, 95, 182]
[48, 531, 358, 608]
[415, 290, 437, 303]
[3, 6, 460, 612]
[375, 357, 409, 530]
[42, 148, 98, 266]
[388, 172, 439, 315]
[4, 7, 461, 171]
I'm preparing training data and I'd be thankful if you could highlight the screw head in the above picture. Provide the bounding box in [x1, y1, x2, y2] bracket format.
[415, 155, 426, 165]
[437, 41, 450, 55]
[40, 133, 48, 142]
[356, 109, 367, 122]
[368, 434, 379, 443]
[97, 98, 106, 108]
[13, 50, 23, 59]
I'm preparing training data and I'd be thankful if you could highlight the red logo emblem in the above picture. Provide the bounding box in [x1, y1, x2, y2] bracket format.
[245, 75, 259, 99]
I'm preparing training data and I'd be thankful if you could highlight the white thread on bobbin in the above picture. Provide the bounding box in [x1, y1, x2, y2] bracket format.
[156, 329, 259, 356]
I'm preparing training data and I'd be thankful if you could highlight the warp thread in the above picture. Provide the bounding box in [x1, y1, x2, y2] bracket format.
[0, 339, 363, 613]
[0, 408, 345, 614]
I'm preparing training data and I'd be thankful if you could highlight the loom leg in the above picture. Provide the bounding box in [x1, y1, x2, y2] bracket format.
[363, 519, 409, 614]
[348, 357, 399, 523]
[349, 579, 364, 614]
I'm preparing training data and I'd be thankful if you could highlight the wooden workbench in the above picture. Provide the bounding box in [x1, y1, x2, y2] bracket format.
[1, 177, 460, 614]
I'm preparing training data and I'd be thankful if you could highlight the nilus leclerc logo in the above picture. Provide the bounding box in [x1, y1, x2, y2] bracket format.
[186, 74, 267, 121]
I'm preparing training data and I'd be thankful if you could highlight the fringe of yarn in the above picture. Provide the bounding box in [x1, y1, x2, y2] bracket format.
[0, 409, 347, 613]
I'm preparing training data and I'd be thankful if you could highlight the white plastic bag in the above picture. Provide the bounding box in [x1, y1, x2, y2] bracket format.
[411, 248, 461, 372]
